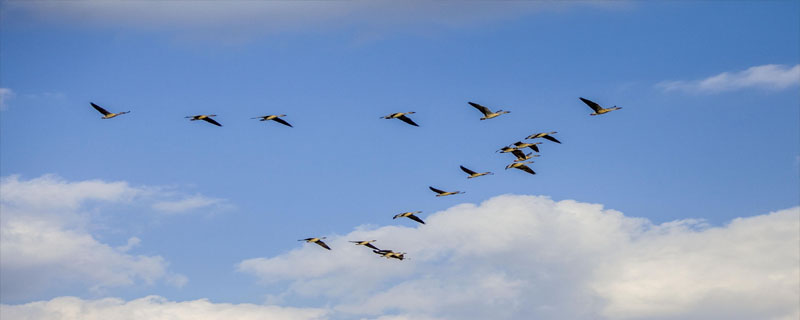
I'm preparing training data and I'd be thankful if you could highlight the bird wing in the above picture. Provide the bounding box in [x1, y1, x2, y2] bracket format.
[397, 115, 419, 127]
[511, 149, 525, 159]
[364, 243, 380, 250]
[530, 144, 540, 152]
[315, 240, 332, 250]
[543, 135, 561, 144]
[579, 97, 602, 112]
[460, 165, 477, 175]
[468, 102, 491, 116]
[429, 186, 446, 194]
[272, 117, 293, 127]
[90, 102, 111, 115]
[202, 117, 222, 127]
[518, 165, 536, 175]
[407, 214, 426, 224]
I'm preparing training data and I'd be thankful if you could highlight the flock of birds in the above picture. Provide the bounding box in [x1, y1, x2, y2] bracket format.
[90, 97, 622, 260]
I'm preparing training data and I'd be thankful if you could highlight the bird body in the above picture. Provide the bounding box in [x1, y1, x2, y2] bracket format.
[526, 131, 561, 144]
[579, 97, 622, 116]
[373, 249, 406, 260]
[350, 240, 380, 250]
[90, 102, 130, 119]
[252, 114, 292, 127]
[186, 114, 222, 127]
[510, 149, 539, 162]
[497, 146, 519, 153]
[382, 112, 419, 126]
[506, 161, 536, 175]
[468, 102, 510, 120]
[460, 165, 493, 179]
[429, 186, 464, 197]
[393, 211, 425, 224]
[299, 237, 331, 250]
[513, 141, 541, 152]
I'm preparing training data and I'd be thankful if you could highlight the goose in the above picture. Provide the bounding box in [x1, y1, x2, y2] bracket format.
[350, 240, 379, 250]
[381, 112, 418, 127]
[252, 115, 292, 127]
[298, 237, 331, 250]
[506, 161, 536, 175]
[580, 97, 622, 116]
[373, 249, 406, 260]
[510, 149, 539, 162]
[393, 211, 425, 224]
[513, 141, 542, 152]
[429, 186, 464, 197]
[468, 102, 510, 120]
[526, 131, 561, 144]
[497, 146, 519, 153]
[186, 115, 222, 127]
[90, 102, 129, 119]
[460, 165, 493, 179]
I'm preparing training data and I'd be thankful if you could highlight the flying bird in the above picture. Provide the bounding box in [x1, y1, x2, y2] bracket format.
[506, 161, 536, 175]
[510, 149, 538, 162]
[579, 97, 622, 116]
[373, 249, 406, 260]
[468, 102, 510, 120]
[252, 114, 292, 127]
[526, 131, 561, 144]
[381, 112, 419, 127]
[460, 165, 493, 179]
[90, 102, 129, 119]
[393, 211, 425, 224]
[350, 240, 380, 250]
[513, 141, 542, 153]
[299, 237, 331, 250]
[497, 146, 519, 154]
[429, 186, 464, 197]
[186, 114, 222, 127]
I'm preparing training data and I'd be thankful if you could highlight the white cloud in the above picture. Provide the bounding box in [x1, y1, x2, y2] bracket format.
[0, 175, 206, 301]
[658, 64, 800, 93]
[238, 195, 800, 320]
[0, 296, 328, 320]
[152, 194, 226, 214]
[0, 88, 14, 110]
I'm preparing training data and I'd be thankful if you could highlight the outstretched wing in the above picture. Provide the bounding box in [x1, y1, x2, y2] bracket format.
[315, 240, 332, 250]
[406, 214, 426, 224]
[272, 117, 293, 127]
[511, 149, 526, 159]
[397, 115, 419, 127]
[429, 186, 446, 194]
[517, 165, 536, 175]
[579, 97, 602, 112]
[90, 102, 111, 115]
[543, 135, 561, 144]
[202, 117, 222, 127]
[460, 165, 477, 175]
[364, 243, 380, 250]
[468, 102, 491, 116]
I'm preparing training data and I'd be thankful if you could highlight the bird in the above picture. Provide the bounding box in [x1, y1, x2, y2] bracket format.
[497, 146, 519, 153]
[373, 249, 406, 260]
[460, 165, 493, 179]
[526, 131, 561, 144]
[393, 211, 425, 224]
[186, 115, 222, 127]
[513, 141, 542, 152]
[90, 102, 129, 119]
[468, 102, 510, 120]
[299, 237, 331, 250]
[252, 114, 292, 127]
[429, 186, 465, 197]
[510, 149, 539, 162]
[381, 112, 418, 127]
[506, 161, 536, 175]
[350, 240, 380, 250]
[579, 97, 622, 116]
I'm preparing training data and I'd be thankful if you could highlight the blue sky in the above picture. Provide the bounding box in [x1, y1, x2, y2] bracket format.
[1, 1, 798, 319]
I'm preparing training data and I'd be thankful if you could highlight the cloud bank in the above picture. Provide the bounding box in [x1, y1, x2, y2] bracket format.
[238, 195, 799, 320]
[0, 296, 327, 320]
[658, 64, 800, 93]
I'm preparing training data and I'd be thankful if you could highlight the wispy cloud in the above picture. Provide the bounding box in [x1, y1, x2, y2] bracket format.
[1, 296, 328, 320]
[0, 88, 15, 110]
[152, 194, 226, 214]
[657, 64, 800, 93]
[238, 195, 800, 320]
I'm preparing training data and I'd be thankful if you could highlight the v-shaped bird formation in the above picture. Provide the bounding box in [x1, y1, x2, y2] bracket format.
[89, 97, 622, 259]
